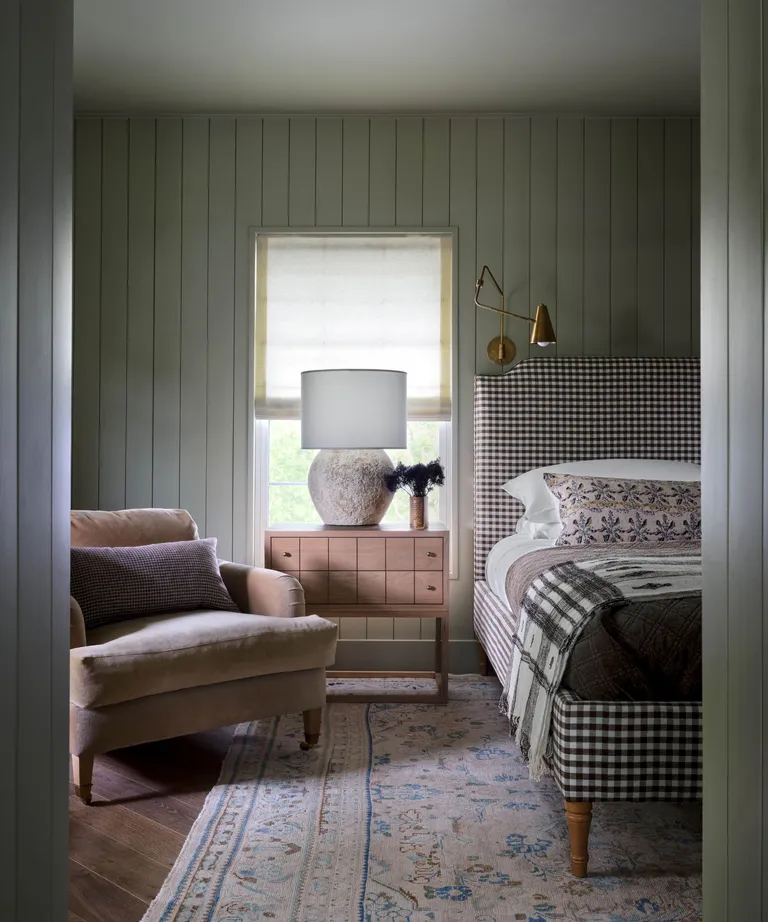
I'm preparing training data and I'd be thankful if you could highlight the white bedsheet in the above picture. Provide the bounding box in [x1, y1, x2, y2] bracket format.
[485, 534, 556, 608]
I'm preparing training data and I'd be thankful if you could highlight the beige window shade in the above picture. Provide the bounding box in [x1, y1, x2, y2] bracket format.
[254, 234, 452, 421]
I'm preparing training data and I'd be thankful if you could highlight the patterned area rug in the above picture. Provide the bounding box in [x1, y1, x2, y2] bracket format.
[142, 677, 701, 922]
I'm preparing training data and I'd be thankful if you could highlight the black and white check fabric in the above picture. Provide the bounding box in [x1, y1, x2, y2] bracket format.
[71, 537, 241, 629]
[474, 356, 701, 579]
[550, 690, 702, 801]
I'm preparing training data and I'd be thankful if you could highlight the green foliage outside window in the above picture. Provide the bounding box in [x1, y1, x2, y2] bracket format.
[268, 420, 443, 525]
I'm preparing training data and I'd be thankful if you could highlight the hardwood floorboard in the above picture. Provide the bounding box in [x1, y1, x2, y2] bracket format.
[70, 731, 232, 916]
[69, 859, 149, 922]
[69, 790, 184, 867]
[91, 764, 202, 835]
[70, 815, 170, 902]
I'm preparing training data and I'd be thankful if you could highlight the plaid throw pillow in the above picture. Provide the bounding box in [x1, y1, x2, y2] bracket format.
[71, 537, 240, 630]
[543, 473, 701, 546]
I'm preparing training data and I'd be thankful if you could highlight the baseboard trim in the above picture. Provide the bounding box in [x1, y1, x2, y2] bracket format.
[332, 639, 481, 675]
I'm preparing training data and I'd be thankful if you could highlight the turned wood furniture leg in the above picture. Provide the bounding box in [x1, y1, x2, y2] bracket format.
[565, 800, 592, 877]
[478, 642, 489, 676]
[72, 754, 94, 805]
[300, 707, 322, 750]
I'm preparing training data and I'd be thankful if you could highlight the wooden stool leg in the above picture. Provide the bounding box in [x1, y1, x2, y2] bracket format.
[565, 800, 592, 877]
[72, 754, 94, 805]
[300, 707, 322, 750]
[478, 642, 489, 677]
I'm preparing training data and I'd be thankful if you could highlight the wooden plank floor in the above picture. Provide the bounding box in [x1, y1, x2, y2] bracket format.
[69, 727, 234, 922]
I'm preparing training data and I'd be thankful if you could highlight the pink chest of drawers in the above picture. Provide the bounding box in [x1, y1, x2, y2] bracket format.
[265, 523, 449, 703]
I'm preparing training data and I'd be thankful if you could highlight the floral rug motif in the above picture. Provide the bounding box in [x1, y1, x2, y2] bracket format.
[142, 677, 701, 922]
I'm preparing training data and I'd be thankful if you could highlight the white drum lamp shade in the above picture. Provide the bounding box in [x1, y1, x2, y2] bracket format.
[301, 369, 407, 525]
[301, 369, 407, 449]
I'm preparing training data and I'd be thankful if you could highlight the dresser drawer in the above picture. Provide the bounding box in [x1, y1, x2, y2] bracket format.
[358, 537, 386, 570]
[301, 571, 329, 604]
[414, 537, 443, 570]
[415, 570, 442, 604]
[300, 537, 328, 570]
[271, 538, 299, 571]
[357, 571, 386, 603]
[386, 571, 414, 604]
[386, 538, 414, 570]
[328, 536, 357, 570]
[328, 571, 357, 603]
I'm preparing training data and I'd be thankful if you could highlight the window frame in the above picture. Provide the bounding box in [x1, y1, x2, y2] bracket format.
[247, 227, 459, 578]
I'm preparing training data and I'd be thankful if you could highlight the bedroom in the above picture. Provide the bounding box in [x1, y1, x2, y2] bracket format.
[1, 1, 762, 921]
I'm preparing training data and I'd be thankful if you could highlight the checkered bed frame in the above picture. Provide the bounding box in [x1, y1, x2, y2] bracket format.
[474, 356, 701, 580]
[473, 356, 702, 802]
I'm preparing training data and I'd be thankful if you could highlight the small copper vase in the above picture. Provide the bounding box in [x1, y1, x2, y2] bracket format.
[409, 495, 427, 530]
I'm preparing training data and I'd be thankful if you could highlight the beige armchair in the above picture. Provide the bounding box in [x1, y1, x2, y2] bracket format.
[69, 508, 338, 805]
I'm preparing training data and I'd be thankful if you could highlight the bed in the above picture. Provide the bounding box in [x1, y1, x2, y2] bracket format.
[473, 356, 702, 877]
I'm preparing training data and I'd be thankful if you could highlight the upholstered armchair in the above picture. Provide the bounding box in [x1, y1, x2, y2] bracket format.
[69, 508, 338, 805]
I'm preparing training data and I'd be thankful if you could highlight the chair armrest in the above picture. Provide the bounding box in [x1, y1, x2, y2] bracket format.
[219, 562, 306, 618]
[70, 596, 86, 649]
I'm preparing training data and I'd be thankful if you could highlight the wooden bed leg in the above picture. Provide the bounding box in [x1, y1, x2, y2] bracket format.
[565, 800, 592, 877]
[478, 642, 489, 676]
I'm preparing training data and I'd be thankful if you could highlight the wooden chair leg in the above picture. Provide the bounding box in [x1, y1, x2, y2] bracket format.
[478, 642, 489, 677]
[300, 707, 322, 750]
[565, 800, 592, 877]
[72, 754, 94, 805]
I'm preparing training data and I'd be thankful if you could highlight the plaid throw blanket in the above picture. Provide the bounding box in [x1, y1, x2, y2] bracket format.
[500, 552, 701, 780]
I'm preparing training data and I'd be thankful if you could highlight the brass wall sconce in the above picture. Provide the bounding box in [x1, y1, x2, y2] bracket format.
[474, 265, 556, 365]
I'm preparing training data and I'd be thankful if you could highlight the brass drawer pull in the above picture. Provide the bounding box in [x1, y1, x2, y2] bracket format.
[427, 551, 437, 558]
[282, 551, 292, 558]
[427, 584, 436, 591]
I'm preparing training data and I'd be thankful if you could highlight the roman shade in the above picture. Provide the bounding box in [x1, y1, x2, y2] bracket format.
[254, 234, 452, 420]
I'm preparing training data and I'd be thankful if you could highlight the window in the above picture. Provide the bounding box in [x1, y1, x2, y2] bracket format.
[254, 232, 453, 531]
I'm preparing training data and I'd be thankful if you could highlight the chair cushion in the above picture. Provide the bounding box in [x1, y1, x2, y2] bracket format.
[70, 611, 338, 709]
[71, 508, 199, 548]
[71, 537, 240, 630]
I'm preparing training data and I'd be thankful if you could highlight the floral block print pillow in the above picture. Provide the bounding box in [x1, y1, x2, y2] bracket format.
[542, 473, 701, 545]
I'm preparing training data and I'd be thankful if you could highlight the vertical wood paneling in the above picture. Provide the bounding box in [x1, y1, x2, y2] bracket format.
[690, 124, 700, 357]
[234, 117, 262, 563]
[395, 118, 423, 225]
[262, 117, 289, 227]
[449, 116, 477, 642]
[637, 120, 665, 355]
[99, 119, 129, 509]
[610, 119, 638, 356]
[152, 119, 183, 508]
[583, 119, 611, 354]
[368, 118, 396, 226]
[530, 118, 558, 355]
[206, 119, 237, 559]
[73, 113, 700, 657]
[422, 118, 450, 225]
[342, 117, 369, 226]
[179, 119, 210, 533]
[664, 119, 693, 355]
[503, 118, 532, 363]
[125, 119, 155, 508]
[315, 118, 342, 225]
[555, 118, 584, 355]
[72, 119, 102, 508]
[288, 117, 315, 226]
[2, 3, 72, 916]
[475, 118, 505, 375]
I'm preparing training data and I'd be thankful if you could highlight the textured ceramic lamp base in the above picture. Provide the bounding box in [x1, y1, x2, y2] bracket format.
[308, 449, 394, 526]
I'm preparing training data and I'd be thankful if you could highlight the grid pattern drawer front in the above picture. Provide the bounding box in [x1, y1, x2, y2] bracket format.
[386, 538, 414, 570]
[329, 571, 357, 603]
[358, 537, 386, 570]
[271, 538, 299, 571]
[415, 570, 442, 604]
[386, 571, 415, 604]
[301, 571, 329, 604]
[414, 537, 443, 570]
[329, 537, 357, 570]
[300, 538, 328, 570]
[357, 571, 386, 603]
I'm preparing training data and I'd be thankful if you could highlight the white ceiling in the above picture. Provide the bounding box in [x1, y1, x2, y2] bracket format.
[74, 0, 700, 115]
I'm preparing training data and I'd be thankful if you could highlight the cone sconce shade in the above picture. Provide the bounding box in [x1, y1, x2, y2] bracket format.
[530, 304, 556, 347]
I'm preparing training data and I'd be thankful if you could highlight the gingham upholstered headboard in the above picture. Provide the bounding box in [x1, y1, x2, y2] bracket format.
[473, 357, 701, 580]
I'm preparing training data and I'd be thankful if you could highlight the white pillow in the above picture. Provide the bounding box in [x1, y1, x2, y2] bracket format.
[503, 458, 702, 537]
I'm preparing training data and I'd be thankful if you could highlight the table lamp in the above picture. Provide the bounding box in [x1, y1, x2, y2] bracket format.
[301, 369, 407, 526]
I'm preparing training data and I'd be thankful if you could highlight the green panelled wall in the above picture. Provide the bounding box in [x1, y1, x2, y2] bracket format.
[72, 115, 699, 662]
